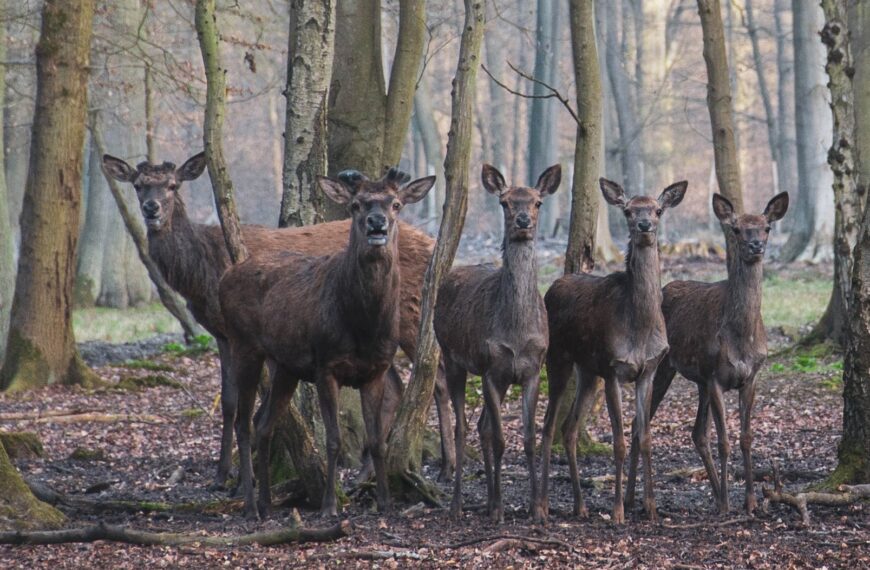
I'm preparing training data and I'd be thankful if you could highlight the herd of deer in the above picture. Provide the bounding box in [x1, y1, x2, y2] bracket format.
[101, 151, 789, 525]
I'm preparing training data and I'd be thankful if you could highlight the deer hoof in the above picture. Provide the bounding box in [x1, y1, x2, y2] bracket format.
[745, 495, 757, 515]
[449, 501, 462, 521]
[612, 505, 625, 525]
[489, 508, 504, 524]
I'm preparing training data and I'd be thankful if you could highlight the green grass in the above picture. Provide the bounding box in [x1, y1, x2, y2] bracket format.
[74, 302, 182, 343]
[761, 273, 831, 330]
[163, 334, 215, 356]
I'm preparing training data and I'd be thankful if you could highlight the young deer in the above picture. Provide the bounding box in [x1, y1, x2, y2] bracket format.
[219, 168, 434, 519]
[101, 154, 455, 488]
[537, 178, 687, 524]
[435, 164, 561, 523]
[626, 192, 789, 515]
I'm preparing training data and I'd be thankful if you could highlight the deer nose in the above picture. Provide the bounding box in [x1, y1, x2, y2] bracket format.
[366, 213, 387, 232]
[516, 213, 531, 229]
[749, 239, 764, 253]
[142, 200, 160, 217]
[637, 219, 652, 232]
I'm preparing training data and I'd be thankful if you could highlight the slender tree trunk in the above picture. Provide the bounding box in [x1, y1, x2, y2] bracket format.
[0, 15, 14, 365]
[75, 142, 109, 306]
[565, 0, 602, 275]
[744, 0, 781, 177]
[0, 0, 99, 392]
[412, 77, 446, 234]
[775, 0, 799, 230]
[386, 0, 485, 475]
[836, 0, 870, 484]
[781, 0, 835, 262]
[279, 0, 336, 228]
[195, 0, 248, 265]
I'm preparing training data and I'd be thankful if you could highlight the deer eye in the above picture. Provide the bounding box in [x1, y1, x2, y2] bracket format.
[392, 201, 401, 210]
[350, 202, 361, 212]
[655, 209, 663, 216]
[732, 227, 741, 235]
[623, 209, 631, 217]
[765, 226, 771, 233]
[535, 201, 543, 208]
[168, 183, 178, 191]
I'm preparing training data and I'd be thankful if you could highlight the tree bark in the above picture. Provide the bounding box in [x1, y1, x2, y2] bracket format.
[0, 0, 99, 392]
[195, 0, 249, 265]
[412, 77, 446, 234]
[0, 441, 64, 531]
[386, 0, 485, 475]
[744, 0, 780, 177]
[0, 13, 14, 365]
[780, 0, 835, 262]
[775, 0, 799, 230]
[75, 140, 109, 307]
[279, 0, 336, 228]
[565, 0, 602, 275]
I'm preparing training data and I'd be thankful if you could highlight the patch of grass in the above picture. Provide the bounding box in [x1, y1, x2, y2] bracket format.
[114, 359, 174, 372]
[116, 374, 183, 391]
[69, 447, 106, 462]
[770, 362, 786, 373]
[163, 334, 215, 357]
[180, 408, 205, 419]
[792, 355, 820, 373]
[762, 274, 831, 330]
[466, 375, 483, 409]
[73, 302, 182, 343]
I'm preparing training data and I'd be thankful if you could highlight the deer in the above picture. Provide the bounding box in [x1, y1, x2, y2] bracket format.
[625, 192, 789, 516]
[434, 164, 561, 523]
[100, 153, 455, 490]
[218, 168, 434, 519]
[536, 178, 688, 524]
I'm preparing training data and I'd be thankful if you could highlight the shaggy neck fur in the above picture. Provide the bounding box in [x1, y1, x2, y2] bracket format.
[625, 239, 664, 331]
[498, 237, 541, 329]
[723, 255, 764, 345]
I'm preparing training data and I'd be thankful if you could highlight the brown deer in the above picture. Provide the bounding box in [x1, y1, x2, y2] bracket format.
[435, 164, 561, 523]
[536, 178, 687, 524]
[101, 154, 455, 489]
[219, 168, 434, 519]
[625, 192, 789, 516]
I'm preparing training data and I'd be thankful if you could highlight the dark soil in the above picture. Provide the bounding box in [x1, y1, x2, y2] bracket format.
[1, 332, 867, 568]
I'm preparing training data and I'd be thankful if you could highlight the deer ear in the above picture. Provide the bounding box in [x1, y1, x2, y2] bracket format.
[399, 176, 436, 205]
[102, 155, 137, 183]
[763, 192, 789, 223]
[599, 178, 626, 206]
[481, 164, 507, 196]
[712, 193, 736, 224]
[317, 176, 354, 205]
[658, 180, 688, 211]
[177, 152, 207, 181]
[535, 164, 561, 197]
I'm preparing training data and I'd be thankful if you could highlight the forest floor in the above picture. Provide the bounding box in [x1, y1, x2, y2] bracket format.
[1, 258, 867, 568]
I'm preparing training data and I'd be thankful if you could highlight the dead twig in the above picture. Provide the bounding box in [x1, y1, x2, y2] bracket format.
[29, 413, 166, 425]
[443, 533, 576, 552]
[481, 61, 582, 127]
[0, 519, 350, 546]
[662, 516, 753, 530]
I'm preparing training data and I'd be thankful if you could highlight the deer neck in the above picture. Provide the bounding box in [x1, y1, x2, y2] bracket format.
[338, 230, 400, 326]
[723, 257, 764, 345]
[497, 237, 540, 325]
[148, 199, 215, 279]
[625, 240, 663, 328]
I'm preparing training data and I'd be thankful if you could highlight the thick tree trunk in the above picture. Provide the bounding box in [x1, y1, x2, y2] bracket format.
[0, 15, 14, 365]
[565, 0, 602, 275]
[386, 0, 485, 475]
[279, 0, 336, 228]
[0, 441, 64, 530]
[195, 0, 248, 265]
[0, 0, 98, 392]
[781, 0, 835, 262]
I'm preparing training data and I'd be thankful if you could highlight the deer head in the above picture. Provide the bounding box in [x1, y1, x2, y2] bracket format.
[482, 164, 561, 242]
[713, 192, 789, 263]
[600, 178, 688, 247]
[102, 152, 207, 233]
[317, 168, 435, 252]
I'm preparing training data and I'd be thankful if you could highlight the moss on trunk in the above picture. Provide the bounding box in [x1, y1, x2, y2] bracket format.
[0, 442, 64, 530]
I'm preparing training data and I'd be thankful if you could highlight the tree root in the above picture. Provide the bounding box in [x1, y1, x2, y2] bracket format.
[386, 470, 443, 508]
[0, 519, 350, 546]
[762, 484, 870, 526]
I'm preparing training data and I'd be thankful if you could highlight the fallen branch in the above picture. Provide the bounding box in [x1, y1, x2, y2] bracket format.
[307, 549, 422, 562]
[0, 520, 350, 547]
[32, 413, 166, 425]
[762, 485, 870, 527]
[0, 409, 97, 421]
[662, 516, 752, 530]
[443, 533, 575, 552]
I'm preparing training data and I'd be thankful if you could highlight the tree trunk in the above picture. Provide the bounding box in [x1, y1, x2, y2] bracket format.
[386, 0, 485, 475]
[775, 0, 799, 231]
[744, 0, 780, 178]
[0, 441, 64, 530]
[565, 0, 602, 275]
[604, 0, 643, 197]
[0, 14, 14, 365]
[781, 0, 835, 262]
[279, 0, 336, 228]
[0, 0, 98, 392]
[412, 77, 446, 234]
[195, 0, 249, 265]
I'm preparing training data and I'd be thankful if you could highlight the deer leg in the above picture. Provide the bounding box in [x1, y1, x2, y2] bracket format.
[634, 373, 657, 522]
[214, 337, 235, 489]
[602, 377, 626, 524]
[316, 371, 342, 518]
[627, 362, 675, 512]
[360, 372, 390, 513]
[254, 369, 298, 518]
[482, 374, 507, 523]
[230, 351, 264, 520]
[692, 384, 720, 505]
[434, 361, 456, 483]
[357, 365, 402, 483]
[477, 406, 495, 517]
[563, 369, 598, 518]
[521, 373, 541, 519]
[709, 382, 730, 513]
[445, 359, 467, 520]
[739, 380, 757, 514]
[536, 354, 573, 522]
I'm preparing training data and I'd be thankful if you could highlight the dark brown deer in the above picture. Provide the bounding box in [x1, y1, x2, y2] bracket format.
[625, 192, 789, 516]
[101, 154, 455, 489]
[536, 178, 687, 524]
[434, 164, 561, 523]
[219, 168, 434, 519]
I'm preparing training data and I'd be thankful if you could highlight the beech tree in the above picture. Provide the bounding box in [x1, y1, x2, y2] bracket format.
[0, 0, 98, 391]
